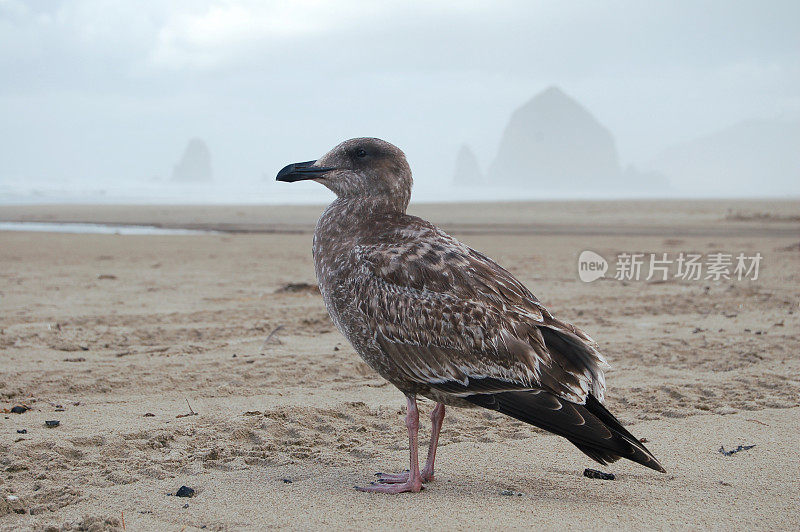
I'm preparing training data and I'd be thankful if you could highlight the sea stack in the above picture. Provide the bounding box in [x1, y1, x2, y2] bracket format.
[487, 87, 620, 187]
[172, 138, 213, 182]
[452, 144, 483, 185]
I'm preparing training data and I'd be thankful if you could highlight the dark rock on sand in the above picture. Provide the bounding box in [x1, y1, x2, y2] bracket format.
[175, 486, 195, 497]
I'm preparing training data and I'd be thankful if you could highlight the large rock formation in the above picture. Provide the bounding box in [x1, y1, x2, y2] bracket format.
[487, 87, 621, 188]
[646, 119, 800, 195]
[452, 144, 483, 184]
[172, 138, 212, 182]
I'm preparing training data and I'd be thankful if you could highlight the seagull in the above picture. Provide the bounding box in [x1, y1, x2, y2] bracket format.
[277, 138, 665, 493]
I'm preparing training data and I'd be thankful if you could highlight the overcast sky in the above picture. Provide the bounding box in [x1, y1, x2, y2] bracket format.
[0, 0, 798, 194]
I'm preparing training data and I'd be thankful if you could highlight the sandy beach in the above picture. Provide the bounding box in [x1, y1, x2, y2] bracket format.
[1, 199, 799, 530]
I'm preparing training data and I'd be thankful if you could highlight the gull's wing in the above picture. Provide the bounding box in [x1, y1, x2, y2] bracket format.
[350, 217, 609, 404]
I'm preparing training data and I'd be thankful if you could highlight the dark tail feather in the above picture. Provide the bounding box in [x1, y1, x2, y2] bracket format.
[465, 390, 666, 473]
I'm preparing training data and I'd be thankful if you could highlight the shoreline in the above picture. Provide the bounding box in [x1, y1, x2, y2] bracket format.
[1, 199, 798, 237]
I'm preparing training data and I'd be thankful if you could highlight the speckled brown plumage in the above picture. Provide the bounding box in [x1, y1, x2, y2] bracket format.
[277, 137, 665, 492]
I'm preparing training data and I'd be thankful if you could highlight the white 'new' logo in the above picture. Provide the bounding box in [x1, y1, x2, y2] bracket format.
[578, 250, 608, 282]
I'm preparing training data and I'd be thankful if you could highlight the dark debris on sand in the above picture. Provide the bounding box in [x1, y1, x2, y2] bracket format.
[719, 444, 756, 456]
[275, 282, 320, 294]
[583, 468, 616, 480]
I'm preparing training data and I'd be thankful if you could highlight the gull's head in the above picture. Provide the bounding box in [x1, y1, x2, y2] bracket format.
[276, 138, 412, 212]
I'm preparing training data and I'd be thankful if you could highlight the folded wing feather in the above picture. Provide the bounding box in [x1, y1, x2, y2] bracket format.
[351, 220, 609, 404]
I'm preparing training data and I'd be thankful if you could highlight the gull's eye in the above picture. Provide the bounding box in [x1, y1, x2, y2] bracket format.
[355, 148, 367, 158]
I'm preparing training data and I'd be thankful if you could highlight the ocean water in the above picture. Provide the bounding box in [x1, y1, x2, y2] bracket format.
[0, 176, 686, 206]
[0, 222, 215, 235]
[0, 178, 335, 205]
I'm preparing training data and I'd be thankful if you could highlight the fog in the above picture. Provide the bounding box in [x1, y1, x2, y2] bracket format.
[0, 0, 798, 204]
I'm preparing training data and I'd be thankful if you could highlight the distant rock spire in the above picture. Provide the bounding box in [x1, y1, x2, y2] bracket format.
[487, 86, 620, 187]
[172, 138, 212, 182]
[452, 144, 483, 185]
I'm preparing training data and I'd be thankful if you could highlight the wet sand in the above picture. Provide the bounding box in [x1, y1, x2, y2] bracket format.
[1, 199, 798, 530]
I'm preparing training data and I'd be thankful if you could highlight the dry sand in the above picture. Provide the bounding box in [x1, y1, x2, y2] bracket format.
[1, 200, 799, 531]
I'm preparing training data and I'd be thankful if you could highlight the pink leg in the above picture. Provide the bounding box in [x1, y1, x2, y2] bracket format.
[376, 402, 445, 484]
[422, 402, 445, 480]
[356, 395, 424, 494]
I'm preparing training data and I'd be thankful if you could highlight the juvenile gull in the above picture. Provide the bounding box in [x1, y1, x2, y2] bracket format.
[277, 138, 665, 493]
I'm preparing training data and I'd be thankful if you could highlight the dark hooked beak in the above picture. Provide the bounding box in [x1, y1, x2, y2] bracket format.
[275, 160, 336, 183]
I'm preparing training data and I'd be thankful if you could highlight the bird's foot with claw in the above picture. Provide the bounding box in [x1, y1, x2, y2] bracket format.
[374, 469, 434, 484]
[355, 477, 424, 494]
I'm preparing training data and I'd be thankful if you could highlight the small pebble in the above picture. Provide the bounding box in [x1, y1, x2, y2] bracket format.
[183, 503, 189, 509]
[144, 413, 155, 417]
[583, 468, 615, 480]
[176, 486, 195, 498]
[10, 406, 28, 414]
[281, 478, 293, 484]
[500, 489, 523, 496]
[16, 429, 27, 434]
[45, 420, 60, 428]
